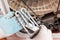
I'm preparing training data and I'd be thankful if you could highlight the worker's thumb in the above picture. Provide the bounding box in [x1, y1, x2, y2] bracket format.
[39, 25, 53, 40]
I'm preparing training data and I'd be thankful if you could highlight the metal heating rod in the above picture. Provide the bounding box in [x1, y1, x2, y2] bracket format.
[15, 11, 31, 37]
[20, 8, 39, 26]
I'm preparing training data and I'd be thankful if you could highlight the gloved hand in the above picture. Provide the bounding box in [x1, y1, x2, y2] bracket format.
[0, 12, 22, 39]
[31, 25, 53, 40]
[16, 25, 53, 40]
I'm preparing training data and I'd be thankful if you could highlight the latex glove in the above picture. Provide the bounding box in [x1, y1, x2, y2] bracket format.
[0, 12, 22, 38]
[31, 25, 53, 40]
[16, 25, 53, 40]
[0, 28, 12, 39]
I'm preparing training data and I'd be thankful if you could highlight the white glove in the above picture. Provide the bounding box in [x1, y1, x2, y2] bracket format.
[31, 25, 53, 40]
[0, 28, 12, 39]
[16, 25, 53, 40]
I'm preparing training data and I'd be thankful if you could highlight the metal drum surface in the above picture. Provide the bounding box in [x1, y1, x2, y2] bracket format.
[8, 0, 59, 15]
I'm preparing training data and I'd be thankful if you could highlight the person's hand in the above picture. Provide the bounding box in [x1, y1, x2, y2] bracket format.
[0, 28, 12, 39]
[31, 25, 53, 40]
[0, 12, 22, 39]
[16, 25, 53, 40]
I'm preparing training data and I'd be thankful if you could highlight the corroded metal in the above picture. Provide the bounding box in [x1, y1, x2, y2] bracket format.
[8, 0, 59, 15]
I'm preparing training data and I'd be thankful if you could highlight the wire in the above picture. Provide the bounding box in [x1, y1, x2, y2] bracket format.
[54, 0, 60, 17]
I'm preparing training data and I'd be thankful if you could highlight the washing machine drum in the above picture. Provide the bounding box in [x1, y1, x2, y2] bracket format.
[8, 0, 58, 16]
